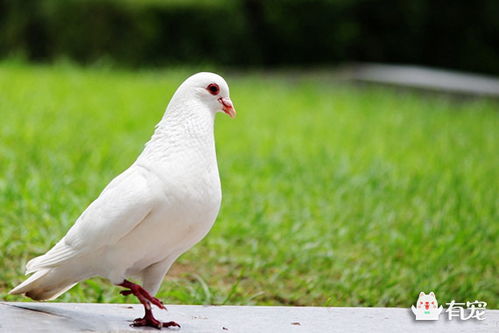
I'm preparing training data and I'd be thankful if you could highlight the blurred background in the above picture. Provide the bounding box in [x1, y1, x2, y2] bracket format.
[1, 0, 498, 308]
[1, 0, 498, 73]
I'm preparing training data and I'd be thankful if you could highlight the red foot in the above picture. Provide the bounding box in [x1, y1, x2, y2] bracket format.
[162, 321, 181, 328]
[119, 279, 165, 310]
[131, 316, 181, 329]
[119, 280, 180, 329]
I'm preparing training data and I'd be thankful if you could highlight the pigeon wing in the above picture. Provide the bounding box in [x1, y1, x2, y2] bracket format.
[26, 166, 157, 273]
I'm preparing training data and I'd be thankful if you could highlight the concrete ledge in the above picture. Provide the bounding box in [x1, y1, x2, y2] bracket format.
[344, 63, 499, 97]
[1, 302, 498, 332]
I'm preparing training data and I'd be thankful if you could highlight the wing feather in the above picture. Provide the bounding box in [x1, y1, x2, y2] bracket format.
[26, 166, 157, 273]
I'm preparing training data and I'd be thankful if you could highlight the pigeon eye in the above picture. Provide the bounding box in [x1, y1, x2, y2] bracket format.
[207, 83, 220, 95]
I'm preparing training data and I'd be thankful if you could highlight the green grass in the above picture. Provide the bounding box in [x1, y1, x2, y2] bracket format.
[1, 62, 498, 308]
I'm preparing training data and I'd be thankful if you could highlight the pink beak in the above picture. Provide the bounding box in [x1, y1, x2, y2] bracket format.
[218, 97, 236, 118]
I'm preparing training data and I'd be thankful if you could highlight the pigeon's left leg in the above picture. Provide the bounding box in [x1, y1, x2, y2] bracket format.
[119, 279, 165, 310]
[119, 279, 180, 329]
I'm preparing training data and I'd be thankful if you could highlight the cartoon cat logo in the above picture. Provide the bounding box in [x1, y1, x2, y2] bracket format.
[411, 291, 443, 320]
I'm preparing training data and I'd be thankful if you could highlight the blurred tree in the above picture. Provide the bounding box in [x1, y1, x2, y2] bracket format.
[0, 0, 497, 74]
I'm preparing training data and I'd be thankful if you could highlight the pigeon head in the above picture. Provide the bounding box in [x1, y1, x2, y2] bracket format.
[177, 72, 236, 118]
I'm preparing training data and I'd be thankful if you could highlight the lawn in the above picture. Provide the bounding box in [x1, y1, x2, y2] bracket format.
[0, 62, 497, 308]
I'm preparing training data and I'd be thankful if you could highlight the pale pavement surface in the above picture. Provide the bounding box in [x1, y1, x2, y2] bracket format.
[1, 302, 498, 332]
[347, 63, 499, 97]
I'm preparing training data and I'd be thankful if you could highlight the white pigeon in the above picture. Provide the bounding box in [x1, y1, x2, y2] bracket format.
[10, 72, 236, 329]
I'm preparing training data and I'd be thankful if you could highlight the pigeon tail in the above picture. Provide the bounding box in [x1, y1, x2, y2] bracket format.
[25, 244, 75, 274]
[9, 268, 77, 301]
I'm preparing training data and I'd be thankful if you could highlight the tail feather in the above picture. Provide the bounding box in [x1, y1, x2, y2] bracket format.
[9, 268, 77, 301]
[9, 269, 50, 295]
[25, 241, 75, 274]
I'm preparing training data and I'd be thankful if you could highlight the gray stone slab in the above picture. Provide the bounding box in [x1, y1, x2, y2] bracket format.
[1, 302, 498, 333]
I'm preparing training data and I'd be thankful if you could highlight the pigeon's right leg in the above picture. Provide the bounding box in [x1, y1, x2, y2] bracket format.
[119, 279, 180, 329]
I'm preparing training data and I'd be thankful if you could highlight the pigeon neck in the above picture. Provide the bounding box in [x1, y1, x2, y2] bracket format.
[138, 98, 216, 164]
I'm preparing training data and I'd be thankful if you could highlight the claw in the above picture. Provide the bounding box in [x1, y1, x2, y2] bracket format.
[149, 296, 166, 310]
[163, 321, 181, 328]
